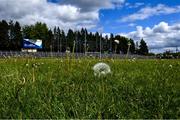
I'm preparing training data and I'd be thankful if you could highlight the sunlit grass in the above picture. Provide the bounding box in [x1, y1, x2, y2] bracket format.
[0, 58, 179, 119]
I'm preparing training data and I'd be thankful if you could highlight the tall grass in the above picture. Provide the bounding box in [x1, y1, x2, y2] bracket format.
[0, 58, 179, 119]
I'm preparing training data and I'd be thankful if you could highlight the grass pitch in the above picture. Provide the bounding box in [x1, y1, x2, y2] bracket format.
[0, 58, 179, 119]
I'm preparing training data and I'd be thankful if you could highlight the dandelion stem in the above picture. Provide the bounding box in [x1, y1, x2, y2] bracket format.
[32, 68, 35, 82]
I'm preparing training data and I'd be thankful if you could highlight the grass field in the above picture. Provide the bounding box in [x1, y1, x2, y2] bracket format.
[0, 58, 179, 119]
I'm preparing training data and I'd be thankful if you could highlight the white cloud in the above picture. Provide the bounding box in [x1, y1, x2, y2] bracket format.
[102, 33, 111, 38]
[153, 22, 169, 33]
[0, 0, 125, 30]
[121, 4, 180, 22]
[60, 0, 112, 12]
[128, 23, 136, 27]
[125, 2, 144, 8]
[121, 22, 180, 53]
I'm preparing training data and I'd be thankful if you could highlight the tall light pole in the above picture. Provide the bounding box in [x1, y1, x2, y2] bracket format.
[58, 32, 60, 53]
[114, 40, 119, 54]
[176, 46, 179, 53]
[98, 27, 103, 59]
[126, 40, 131, 59]
[85, 31, 87, 56]
[75, 31, 78, 53]
[74, 28, 78, 54]
[100, 33, 102, 59]
[110, 35, 112, 56]
[60, 30, 62, 53]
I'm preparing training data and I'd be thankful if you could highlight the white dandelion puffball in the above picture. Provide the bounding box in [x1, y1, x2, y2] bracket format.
[93, 62, 111, 77]
[169, 64, 173, 68]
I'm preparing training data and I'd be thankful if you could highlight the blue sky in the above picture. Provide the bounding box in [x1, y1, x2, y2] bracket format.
[0, 0, 180, 52]
[98, 0, 180, 33]
[48, 0, 180, 34]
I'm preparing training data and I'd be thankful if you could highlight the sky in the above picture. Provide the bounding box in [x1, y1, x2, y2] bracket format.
[0, 0, 180, 53]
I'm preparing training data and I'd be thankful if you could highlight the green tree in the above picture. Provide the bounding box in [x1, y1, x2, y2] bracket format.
[33, 22, 48, 40]
[114, 35, 128, 54]
[95, 32, 100, 52]
[109, 33, 114, 53]
[53, 27, 57, 51]
[103, 35, 109, 52]
[67, 29, 74, 51]
[77, 31, 82, 52]
[45, 29, 53, 52]
[139, 39, 149, 55]
[61, 30, 66, 52]
[9, 20, 15, 50]
[0, 19, 145, 53]
[0, 20, 9, 50]
[80, 28, 86, 52]
[22, 22, 49, 51]
[121, 37, 129, 54]
[129, 38, 135, 54]
[23, 25, 33, 39]
[87, 32, 94, 52]
[57, 27, 61, 52]
[14, 21, 23, 50]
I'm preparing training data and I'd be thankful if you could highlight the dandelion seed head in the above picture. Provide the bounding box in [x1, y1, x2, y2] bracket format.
[65, 50, 70, 53]
[111, 59, 114, 63]
[101, 71, 106, 75]
[93, 62, 111, 77]
[169, 64, 173, 68]
[79, 60, 82, 63]
[89, 54, 93, 57]
[32, 63, 39, 68]
[131, 58, 136, 62]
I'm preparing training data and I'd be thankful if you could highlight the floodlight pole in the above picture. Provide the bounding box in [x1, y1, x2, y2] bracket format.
[126, 41, 131, 59]
[110, 37, 112, 57]
[85, 31, 87, 56]
[60, 33, 62, 53]
[50, 45, 53, 57]
[100, 33, 102, 59]
[57, 32, 59, 53]
[76, 31, 77, 53]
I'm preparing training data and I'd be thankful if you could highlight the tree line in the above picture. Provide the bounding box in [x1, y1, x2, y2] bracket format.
[0, 20, 149, 55]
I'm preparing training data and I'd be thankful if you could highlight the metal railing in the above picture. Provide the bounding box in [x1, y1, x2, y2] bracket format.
[0, 51, 156, 59]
